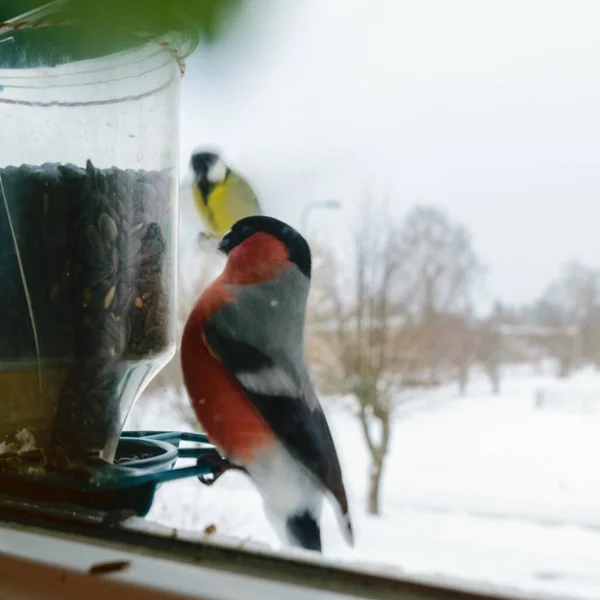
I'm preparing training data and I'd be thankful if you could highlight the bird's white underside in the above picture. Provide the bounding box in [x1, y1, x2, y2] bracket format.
[246, 442, 323, 548]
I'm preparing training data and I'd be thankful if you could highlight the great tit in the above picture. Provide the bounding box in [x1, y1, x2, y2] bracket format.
[190, 150, 262, 238]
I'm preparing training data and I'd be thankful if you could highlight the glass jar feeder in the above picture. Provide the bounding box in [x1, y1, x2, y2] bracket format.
[0, 19, 194, 471]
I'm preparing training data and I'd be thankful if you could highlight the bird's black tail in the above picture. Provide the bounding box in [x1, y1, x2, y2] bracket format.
[286, 510, 322, 552]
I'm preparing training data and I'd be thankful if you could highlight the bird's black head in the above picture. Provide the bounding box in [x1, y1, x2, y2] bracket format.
[190, 151, 218, 176]
[191, 151, 229, 201]
[218, 216, 311, 279]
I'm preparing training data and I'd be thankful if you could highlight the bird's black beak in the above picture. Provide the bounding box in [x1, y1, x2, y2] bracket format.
[218, 231, 233, 255]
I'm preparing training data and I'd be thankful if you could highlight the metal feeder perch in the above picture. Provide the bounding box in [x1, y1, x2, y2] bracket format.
[1, 431, 223, 517]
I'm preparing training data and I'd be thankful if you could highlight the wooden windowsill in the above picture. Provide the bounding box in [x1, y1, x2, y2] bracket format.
[0, 508, 553, 600]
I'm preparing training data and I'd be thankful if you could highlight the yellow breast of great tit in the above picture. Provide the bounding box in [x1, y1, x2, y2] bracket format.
[193, 181, 230, 237]
[193, 174, 261, 238]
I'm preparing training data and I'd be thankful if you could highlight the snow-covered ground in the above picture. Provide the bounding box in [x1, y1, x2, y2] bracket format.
[126, 364, 600, 599]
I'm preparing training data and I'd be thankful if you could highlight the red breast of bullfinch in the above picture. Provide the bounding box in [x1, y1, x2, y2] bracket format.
[180, 215, 354, 553]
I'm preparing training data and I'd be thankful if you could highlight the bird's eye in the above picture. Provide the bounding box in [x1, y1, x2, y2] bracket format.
[241, 225, 253, 239]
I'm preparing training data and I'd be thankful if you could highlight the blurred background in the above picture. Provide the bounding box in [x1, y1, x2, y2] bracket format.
[75, 0, 600, 597]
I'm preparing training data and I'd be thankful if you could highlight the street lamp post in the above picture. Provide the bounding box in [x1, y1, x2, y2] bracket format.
[300, 200, 341, 236]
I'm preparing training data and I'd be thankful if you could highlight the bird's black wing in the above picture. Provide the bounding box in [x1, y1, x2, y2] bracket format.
[203, 319, 352, 536]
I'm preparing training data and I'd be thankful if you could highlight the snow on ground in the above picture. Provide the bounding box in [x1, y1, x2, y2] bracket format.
[125, 364, 600, 599]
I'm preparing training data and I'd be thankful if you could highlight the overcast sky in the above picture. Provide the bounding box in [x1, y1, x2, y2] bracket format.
[178, 0, 600, 310]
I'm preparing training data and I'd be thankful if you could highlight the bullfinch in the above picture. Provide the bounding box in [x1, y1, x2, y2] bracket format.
[180, 215, 353, 553]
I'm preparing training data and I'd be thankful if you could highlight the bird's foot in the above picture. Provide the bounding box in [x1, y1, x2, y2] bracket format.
[198, 451, 247, 486]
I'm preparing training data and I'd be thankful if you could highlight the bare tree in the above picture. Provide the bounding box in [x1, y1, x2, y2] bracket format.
[529, 259, 600, 376]
[312, 200, 482, 515]
[333, 201, 398, 516]
[390, 205, 483, 385]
